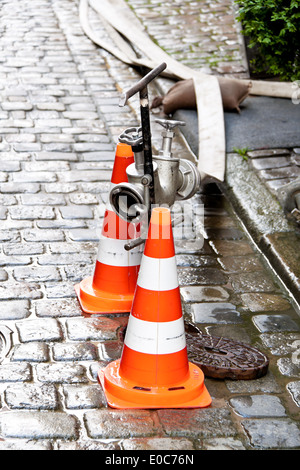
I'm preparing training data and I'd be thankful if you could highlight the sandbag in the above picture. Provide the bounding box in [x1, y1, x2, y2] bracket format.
[152, 78, 252, 114]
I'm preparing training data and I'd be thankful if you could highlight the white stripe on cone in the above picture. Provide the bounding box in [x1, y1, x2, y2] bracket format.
[124, 315, 186, 355]
[137, 255, 179, 291]
[96, 236, 143, 267]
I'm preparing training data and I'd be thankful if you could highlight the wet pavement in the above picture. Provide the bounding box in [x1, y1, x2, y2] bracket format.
[0, 0, 300, 451]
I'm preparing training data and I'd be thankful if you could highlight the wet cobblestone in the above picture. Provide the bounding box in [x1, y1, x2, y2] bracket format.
[0, 0, 299, 451]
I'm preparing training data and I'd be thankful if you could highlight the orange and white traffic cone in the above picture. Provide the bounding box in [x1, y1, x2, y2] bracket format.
[74, 143, 143, 314]
[99, 207, 212, 409]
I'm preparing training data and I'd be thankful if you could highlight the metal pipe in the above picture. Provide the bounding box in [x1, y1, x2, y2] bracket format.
[119, 63, 167, 107]
[119, 63, 167, 210]
[140, 84, 154, 205]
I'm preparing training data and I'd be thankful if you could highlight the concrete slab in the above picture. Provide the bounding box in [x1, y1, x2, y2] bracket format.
[175, 96, 300, 154]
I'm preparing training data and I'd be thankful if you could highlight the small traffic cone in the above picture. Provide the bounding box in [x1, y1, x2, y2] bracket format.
[99, 207, 212, 409]
[74, 143, 143, 314]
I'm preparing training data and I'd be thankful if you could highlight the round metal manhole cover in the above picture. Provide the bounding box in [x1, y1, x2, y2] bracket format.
[185, 323, 269, 380]
[119, 322, 269, 380]
[0, 325, 13, 362]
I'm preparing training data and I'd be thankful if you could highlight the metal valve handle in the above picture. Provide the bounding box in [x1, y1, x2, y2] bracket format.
[119, 127, 143, 147]
[155, 118, 186, 158]
[155, 118, 186, 132]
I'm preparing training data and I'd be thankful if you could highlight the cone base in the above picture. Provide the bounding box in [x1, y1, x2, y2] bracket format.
[99, 360, 212, 409]
[74, 277, 133, 315]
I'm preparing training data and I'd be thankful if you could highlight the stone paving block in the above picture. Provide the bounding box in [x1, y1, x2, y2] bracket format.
[242, 418, 300, 449]
[38, 103, 66, 112]
[225, 372, 281, 395]
[99, 340, 123, 362]
[12, 171, 58, 183]
[0, 269, 8, 282]
[259, 166, 300, 181]
[0, 207, 7, 219]
[200, 438, 246, 450]
[16, 318, 63, 343]
[20, 193, 66, 206]
[11, 342, 50, 363]
[13, 265, 62, 283]
[35, 298, 83, 318]
[0, 194, 17, 206]
[191, 302, 242, 324]
[36, 363, 88, 384]
[38, 253, 94, 266]
[44, 281, 77, 299]
[57, 441, 119, 450]
[218, 255, 264, 273]
[157, 408, 238, 439]
[175, 238, 212, 255]
[14, 143, 42, 152]
[229, 272, 277, 293]
[59, 205, 94, 219]
[0, 440, 52, 451]
[180, 285, 229, 303]
[251, 156, 291, 170]
[0, 254, 32, 266]
[0, 182, 41, 193]
[37, 219, 83, 230]
[260, 332, 300, 356]
[178, 267, 228, 286]
[4, 383, 59, 410]
[176, 254, 217, 268]
[0, 230, 21, 243]
[247, 149, 290, 158]
[205, 228, 245, 241]
[66, 317, 120, 342]
[0, 411, 79, 440]
[0, 363, 32, 382]
[59, 170, 112, 183]
[34, 119, 71, 128]
[68, 228, 100, 242]
[0, 281, 42, 300]
[0, 299, 30, 321]
[9, 206, 56, 220]
[241, 293, 292, 312]
[0, 161, 20, 172]
[252, 314, 300, 333]
[81, 151, 115, 161]
[63, 384, 105, 409]
[52, 342, 99, 362]
[23, 228, 65, 242]
[277, 358, 300, 378]
[84, 409, 158, 439]
[35, 151, 78, 161]
[230, 395, 286, 418]
[121, 437, 195, 451]
[69, 193, 99, 205]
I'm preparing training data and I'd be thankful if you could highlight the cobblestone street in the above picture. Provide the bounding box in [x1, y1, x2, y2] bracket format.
[0, 0, 300, 451]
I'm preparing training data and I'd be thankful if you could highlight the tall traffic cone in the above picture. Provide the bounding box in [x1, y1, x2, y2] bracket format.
[99, 207, 212, 409]
[74, 143, 143, 314]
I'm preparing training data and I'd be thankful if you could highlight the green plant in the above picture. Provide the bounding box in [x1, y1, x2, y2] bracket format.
[233, 147, 249, 160]
[235, 0, 300, 81]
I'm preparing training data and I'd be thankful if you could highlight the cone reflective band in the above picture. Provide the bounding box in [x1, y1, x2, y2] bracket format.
[99, 207, 212, 409]
[74, 143, 143, 314]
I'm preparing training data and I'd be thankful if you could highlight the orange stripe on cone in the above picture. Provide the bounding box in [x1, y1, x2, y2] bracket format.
[74, 143, 143, 315]
[99, 207, 212, 409]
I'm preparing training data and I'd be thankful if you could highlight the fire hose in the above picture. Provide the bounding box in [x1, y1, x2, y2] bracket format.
[79, 0, 296, 184]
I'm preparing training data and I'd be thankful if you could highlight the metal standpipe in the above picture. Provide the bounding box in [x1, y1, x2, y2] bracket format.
[110, 63, 201, 236]
[119, 62, 168, 208]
